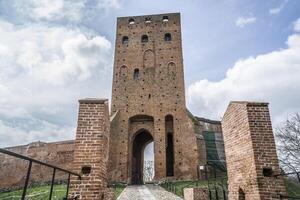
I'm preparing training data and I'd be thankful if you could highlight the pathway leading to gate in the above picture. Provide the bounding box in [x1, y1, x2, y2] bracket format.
[117, 184, 183, 200]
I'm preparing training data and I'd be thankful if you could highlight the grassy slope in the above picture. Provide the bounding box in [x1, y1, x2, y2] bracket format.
[0, 184, 125, 200]
[0, 185, 67, 200]
[162, 178, 300, 198]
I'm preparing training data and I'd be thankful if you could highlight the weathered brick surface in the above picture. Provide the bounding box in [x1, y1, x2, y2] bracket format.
[69, 98, 111, 200]
[222, 102, 287, 200]
[183, 187, 209, 200]
[108, 13, 200, 183]
[0, 140, 74, 191]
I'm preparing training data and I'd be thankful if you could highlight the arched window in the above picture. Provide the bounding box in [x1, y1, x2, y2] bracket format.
[141, 35, 148, 43]
[129, 18, 135, 25]
[162, 16, 169, 22]
[122, 36, 129, 44]
[133, 68, 140, 80]
[145, 17, 151, 23]
[120, 65, 127, 77]
[165, 33, 171, 41]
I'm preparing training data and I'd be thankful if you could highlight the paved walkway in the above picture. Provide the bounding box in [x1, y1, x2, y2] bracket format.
[117, 185, 183, 200]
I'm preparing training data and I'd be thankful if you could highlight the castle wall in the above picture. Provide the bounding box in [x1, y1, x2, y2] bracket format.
[0, 140, 74, 191]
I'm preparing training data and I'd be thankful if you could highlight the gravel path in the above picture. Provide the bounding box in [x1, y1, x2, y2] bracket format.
[117, 185, 183, 200]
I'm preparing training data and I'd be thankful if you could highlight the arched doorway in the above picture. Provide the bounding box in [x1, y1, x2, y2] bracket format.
[131, 129, 153, 184]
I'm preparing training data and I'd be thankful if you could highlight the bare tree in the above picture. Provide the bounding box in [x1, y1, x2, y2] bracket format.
[275, 113, 300, 175]
[143, 160, 154, 182]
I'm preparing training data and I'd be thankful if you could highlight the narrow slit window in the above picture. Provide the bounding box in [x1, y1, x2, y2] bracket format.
[141, 35, 149, 43]
[165, 33, 172, 41]
[122, 36, 129, 44]
[133, 68, 140, 80]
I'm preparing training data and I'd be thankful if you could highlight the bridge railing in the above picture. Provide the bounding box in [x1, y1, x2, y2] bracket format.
[0, 148, 81, 200]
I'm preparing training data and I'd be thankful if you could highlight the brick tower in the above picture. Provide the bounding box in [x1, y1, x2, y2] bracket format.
[222, 102, 287, 199]
[109, 13, 199, 184]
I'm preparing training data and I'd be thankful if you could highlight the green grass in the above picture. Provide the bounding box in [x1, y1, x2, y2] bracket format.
[162, 178, 300, 199]
[113, 185, 125, 199]
[286, 178, 300, 197]
[161, 179, 227, 198]
[0, 184, 125, 200]
[0, 184, 67, 200]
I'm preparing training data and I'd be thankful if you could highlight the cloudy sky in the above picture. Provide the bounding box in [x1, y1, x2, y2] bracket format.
[0, 0, 300, 148]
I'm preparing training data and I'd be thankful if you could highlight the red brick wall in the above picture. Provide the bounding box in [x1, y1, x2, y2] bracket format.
[222, 101, 287, 200]
[69, 98, 112, 200]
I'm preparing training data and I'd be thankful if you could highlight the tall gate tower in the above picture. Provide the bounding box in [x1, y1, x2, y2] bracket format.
[109, 13, 199, 184]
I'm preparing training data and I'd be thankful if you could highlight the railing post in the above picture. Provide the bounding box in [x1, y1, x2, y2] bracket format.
[222, 178, 227, 200]
[21, 160, 32, 200]
[297, 172, 300, 183]
[49, 168, 56, 200]
[65, 173, 71, 199]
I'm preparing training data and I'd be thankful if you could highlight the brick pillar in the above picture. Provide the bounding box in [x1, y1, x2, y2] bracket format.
[221, 101, 287, 200]
[69, 98, 112, 200]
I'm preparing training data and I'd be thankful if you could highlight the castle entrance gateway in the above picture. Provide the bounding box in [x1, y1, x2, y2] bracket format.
[108, 13, 200, 184]
[131, 129, 153, 184]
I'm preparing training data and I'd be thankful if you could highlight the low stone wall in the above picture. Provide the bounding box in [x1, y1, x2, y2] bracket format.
[0, 140, 75, 191]
[183, 187, 209, 200]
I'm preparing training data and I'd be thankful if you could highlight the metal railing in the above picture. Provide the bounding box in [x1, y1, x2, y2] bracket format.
[0, 148, 81, 200]
[160, 164, 228, 200]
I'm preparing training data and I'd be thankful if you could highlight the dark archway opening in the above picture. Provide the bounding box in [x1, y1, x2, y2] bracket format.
[238, 188, 245, 200]
[165, 115, 174, 176]
[132, 130, 153, 184]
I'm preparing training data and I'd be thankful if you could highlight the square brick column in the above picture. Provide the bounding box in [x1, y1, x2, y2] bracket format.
[69, 98, 112, 200]
[222, 101, 287, 200]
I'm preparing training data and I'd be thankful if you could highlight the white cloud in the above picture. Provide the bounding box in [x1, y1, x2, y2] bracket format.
[0, 20, 113, 147]
[10, 0, 122, 22]
[269, 0, 288, 15]
[235, 17, 256, 28]
[0, 20, 111, 85]
[187, 33, 300, 126]
[294, 18, 300, 32]
[0, 119, 75, 147]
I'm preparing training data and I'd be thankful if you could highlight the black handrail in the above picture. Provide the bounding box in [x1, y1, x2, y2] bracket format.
[0, 148, 81, 200]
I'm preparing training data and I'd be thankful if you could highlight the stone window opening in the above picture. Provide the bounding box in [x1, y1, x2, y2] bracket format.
[133, 68, 140, 80]
[141, 35, 149, 43]
[145, 17, 151, 23]
[129, 18, 135, 25]
[165, 33, 172, 41]
[120, 65, 127, 77]
[122, 36, 129, 44]
[81, 166, 91, 175]
[165, 115, 174, 176]
[162, 16, 169, 22]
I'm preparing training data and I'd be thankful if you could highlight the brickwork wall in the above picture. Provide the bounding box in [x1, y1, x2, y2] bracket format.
[109, 13, 199, 183]
[69, 98, 111, 200]
[222, 101, 287, 200]
[0, 140, 74, 191]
